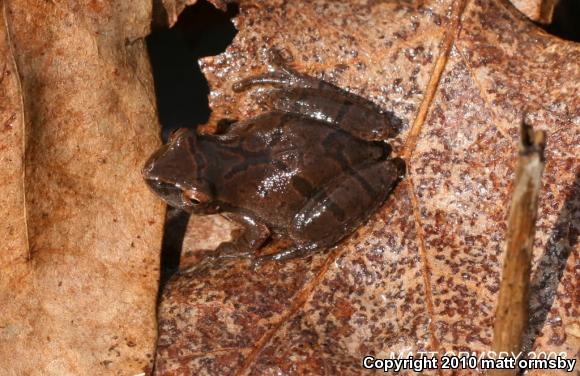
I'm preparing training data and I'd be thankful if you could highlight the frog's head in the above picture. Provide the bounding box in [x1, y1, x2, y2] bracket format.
[143, 128, 219, 214]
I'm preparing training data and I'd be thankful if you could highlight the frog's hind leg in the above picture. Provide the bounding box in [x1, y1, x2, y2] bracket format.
[253, 157, 405, 268]
[232, 50, 401, 141]
[289, 157, 404, 247]
[268, 88, 401, 141]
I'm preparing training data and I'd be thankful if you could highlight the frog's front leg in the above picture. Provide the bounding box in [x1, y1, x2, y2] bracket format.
[180, 212, 271, 275]
[212, 212, 271, 259]
[233, 51, 401, 141]
[254, 157, 405, 267]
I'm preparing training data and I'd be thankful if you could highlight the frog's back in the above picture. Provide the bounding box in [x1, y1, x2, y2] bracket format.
[208, 112, 388, 230]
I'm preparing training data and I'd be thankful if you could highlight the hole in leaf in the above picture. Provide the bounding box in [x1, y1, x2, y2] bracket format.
[146, 0, 239, 286]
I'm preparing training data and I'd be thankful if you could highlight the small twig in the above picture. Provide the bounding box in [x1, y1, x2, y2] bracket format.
[490, 120, 546, 376]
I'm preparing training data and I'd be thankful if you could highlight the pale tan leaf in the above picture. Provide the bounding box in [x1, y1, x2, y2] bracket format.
[0, 1, 165, 374]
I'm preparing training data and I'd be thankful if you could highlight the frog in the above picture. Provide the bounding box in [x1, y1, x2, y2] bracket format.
[143, 51, 405, 268]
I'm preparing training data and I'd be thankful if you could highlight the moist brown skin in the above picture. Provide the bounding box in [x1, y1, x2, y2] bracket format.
[143, 51, 405, 266]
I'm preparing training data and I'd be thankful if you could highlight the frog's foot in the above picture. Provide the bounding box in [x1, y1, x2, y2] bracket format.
[213, 243, 254, 260]
[251, 242, 320, 270]
[232, 69, 323, 93]
[177, 245, 253, 276]
[233, 49, 334, 93]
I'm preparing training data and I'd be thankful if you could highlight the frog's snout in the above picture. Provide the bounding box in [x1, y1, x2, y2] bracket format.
[142, 144, 169, 179]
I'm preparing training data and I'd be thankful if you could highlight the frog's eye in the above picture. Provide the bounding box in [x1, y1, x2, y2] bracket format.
[188, 197, 201, 205]
[182, 189, 210, 207]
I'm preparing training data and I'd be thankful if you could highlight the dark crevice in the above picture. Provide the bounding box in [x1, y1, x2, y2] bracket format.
[146, 0, 239, 289]
[523, 170, 579, 359]
[540, 0, 580, 42]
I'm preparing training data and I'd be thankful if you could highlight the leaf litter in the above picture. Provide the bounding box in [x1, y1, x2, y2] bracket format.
[155, 0, 578, 375]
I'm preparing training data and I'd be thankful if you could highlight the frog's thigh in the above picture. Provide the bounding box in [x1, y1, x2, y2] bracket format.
[253, 158, 403, 267]
[269, 88, 400, 141]
[290, 158, 404, 246]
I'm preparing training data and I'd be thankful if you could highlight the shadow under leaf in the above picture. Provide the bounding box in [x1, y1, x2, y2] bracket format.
[524, 169, 579, 351]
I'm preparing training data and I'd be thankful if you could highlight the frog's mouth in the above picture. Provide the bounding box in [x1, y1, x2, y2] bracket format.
[145, 178, 192, 211]
[144, 178, 219, 214]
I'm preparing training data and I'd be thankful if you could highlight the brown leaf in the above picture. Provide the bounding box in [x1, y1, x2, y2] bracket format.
[510, 0, 558, 23]
[155, 0, 579, 375]
[156, 0, 580, 375]
[0, 0, 164, 374]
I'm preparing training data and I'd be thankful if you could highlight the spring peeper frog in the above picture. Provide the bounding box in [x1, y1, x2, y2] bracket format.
[143, 52, 405, 266]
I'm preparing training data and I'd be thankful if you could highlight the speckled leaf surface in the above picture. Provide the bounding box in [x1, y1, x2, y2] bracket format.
[155, 0, 579, 375]
[0, 0, 165, 374]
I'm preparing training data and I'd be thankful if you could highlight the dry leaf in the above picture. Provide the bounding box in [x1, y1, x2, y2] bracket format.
[155, 0, 578, 375]
[510, 0, 557, 23]
[0, 0, 164, 374]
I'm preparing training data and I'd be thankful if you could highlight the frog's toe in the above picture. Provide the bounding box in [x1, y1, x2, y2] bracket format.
[232, 52, 315, 92]
[251, 243, 318, 269]
[232, 71, 294, 92]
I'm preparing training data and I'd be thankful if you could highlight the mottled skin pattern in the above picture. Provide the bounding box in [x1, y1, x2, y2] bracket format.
[143, 52, 405, 265]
